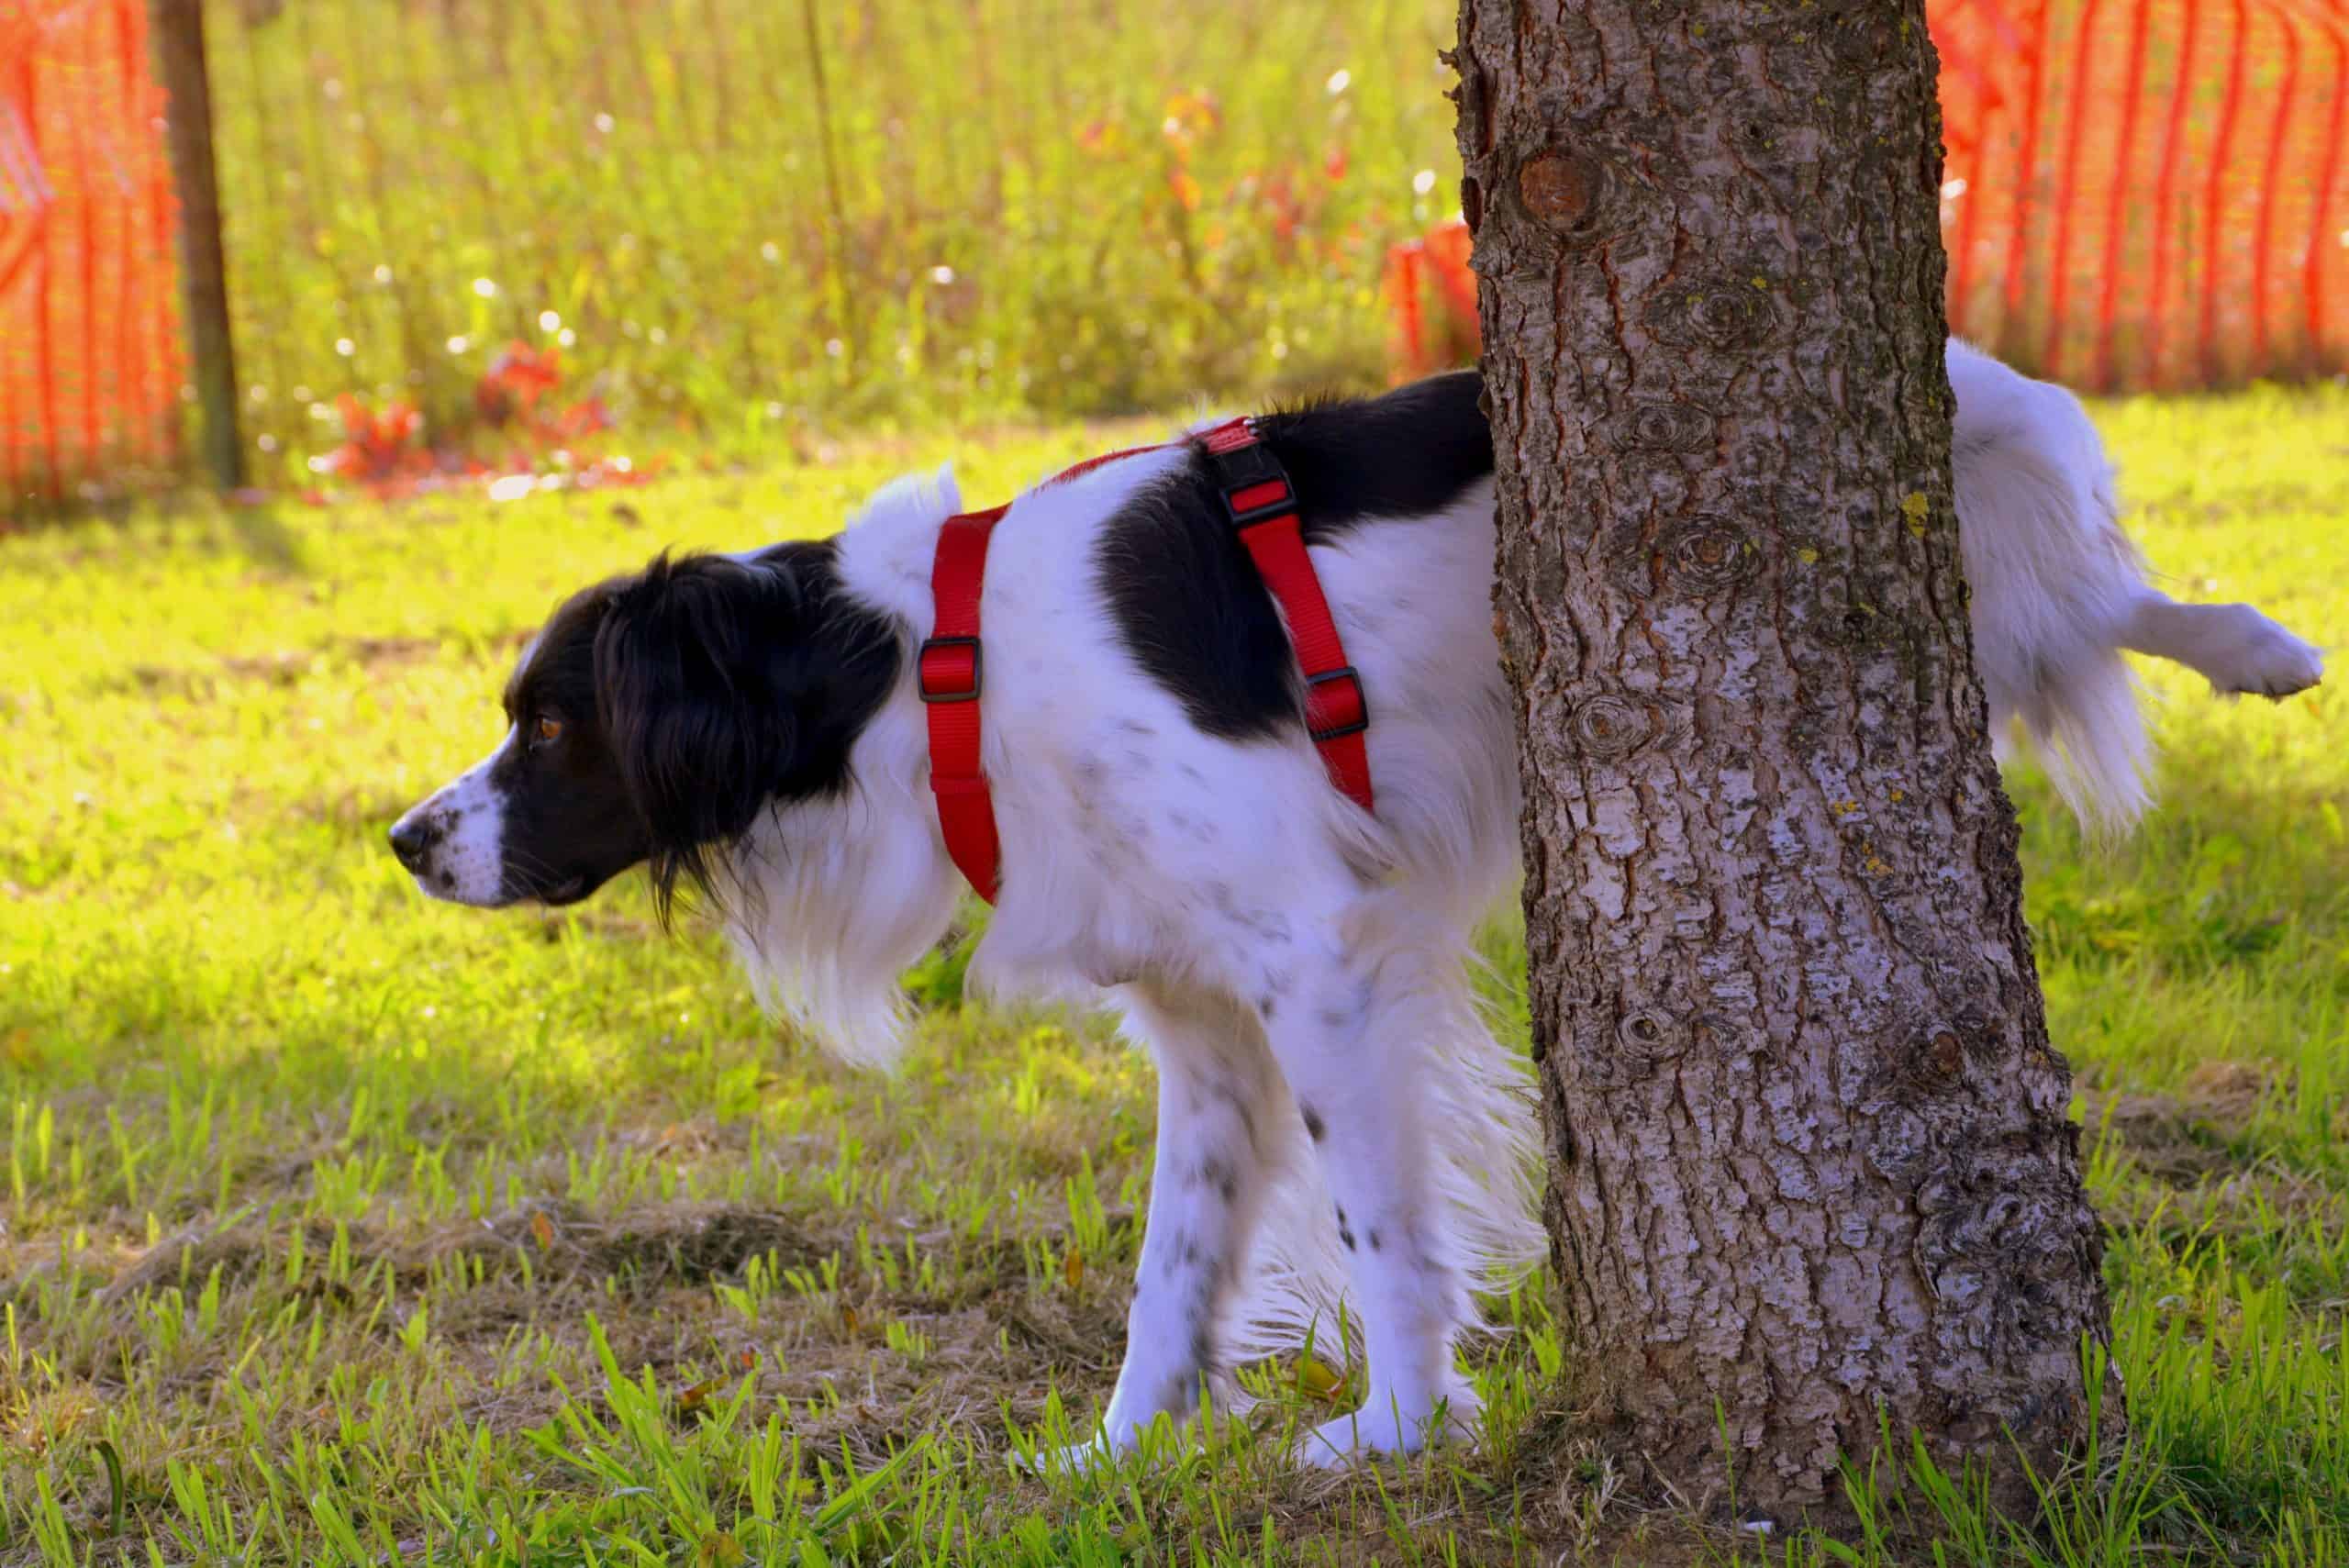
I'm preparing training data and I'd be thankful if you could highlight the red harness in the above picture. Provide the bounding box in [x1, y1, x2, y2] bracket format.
[918, 418, 1373, 904]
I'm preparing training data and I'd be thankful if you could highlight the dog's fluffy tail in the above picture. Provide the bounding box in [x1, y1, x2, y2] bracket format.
[1947, 339, 2154, 829]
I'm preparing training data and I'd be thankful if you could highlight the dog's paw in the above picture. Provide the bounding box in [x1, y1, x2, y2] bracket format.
[1020, 1434, 1124, 1476]
[1019, 1407, 1182, 1475]
[2206, 608, 2324, 699]
[1296, 1395, 1475, 1468]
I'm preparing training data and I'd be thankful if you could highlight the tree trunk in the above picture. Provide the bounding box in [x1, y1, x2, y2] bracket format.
[153, 0, 246, 490]
[1452, 0, 2116, 1522]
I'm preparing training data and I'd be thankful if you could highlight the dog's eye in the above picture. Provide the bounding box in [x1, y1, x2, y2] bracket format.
[532, 716, 564, 747]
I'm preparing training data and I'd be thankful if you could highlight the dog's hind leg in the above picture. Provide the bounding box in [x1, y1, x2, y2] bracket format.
[1061, 983, 1284, 1462]
[1254, 940, 1477, 1464]
[2119, 590, 2324, 700]
[1946, 337, 2324, 825]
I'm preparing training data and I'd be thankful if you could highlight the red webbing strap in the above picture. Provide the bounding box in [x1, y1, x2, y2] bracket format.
[921, 447, 1169, 904]
[1199, 419, 1375, 814]
[923, 426, 1375, 904]
[922, 504, 1008, 903]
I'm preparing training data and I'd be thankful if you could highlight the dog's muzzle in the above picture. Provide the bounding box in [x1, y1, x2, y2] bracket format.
[388, 763, 510, 905]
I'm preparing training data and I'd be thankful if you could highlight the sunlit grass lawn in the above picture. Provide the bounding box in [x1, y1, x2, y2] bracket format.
[3, 387, 2346, 1564]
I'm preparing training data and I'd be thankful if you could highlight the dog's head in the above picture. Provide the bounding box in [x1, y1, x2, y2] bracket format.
[388, 547, 896, 917]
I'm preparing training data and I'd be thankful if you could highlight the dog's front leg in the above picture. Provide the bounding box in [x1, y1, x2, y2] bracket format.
[1062, 985, 1279, 1463]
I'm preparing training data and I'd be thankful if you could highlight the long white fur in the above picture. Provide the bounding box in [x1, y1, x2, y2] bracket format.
[549, 342, 2331, 1462]
[1944, 340, 2322, 823]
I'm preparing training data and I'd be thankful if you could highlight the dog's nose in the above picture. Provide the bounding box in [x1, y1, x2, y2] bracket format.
[389, 812, 440, 873]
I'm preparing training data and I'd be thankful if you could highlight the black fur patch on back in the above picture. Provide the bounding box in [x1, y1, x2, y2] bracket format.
[1096, 370, 1490, 740]
[1251, 369, 1492, 535]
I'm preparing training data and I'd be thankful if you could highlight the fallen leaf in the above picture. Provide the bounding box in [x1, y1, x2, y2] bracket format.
[1295, 1356, 1347, 1401]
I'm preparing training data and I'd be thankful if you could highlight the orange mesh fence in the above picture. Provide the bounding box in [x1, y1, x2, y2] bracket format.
[1389, 1, 2349, 390]
[1939, 0, 2349, 389]
[1, 0, 180, 506]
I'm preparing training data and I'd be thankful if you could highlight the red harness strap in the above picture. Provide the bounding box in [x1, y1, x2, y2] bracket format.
[1197, 421, 1374, 812]
[919, 504, 1008, 903]
[920, 421, 1373, 903]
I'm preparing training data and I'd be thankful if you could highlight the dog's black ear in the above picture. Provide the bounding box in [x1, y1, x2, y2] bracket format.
[593, 553, 812, 919]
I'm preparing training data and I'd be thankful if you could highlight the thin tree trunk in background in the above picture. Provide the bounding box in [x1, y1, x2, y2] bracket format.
[152, 0, 245, 490]
[1453, 0, 2116, 1522]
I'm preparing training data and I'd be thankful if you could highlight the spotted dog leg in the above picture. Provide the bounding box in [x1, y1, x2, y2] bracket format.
[1054, 984, 1280, 1465]
[1261, 947, 1476, 1464]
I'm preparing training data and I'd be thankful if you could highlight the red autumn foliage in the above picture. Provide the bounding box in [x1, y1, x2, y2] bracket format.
[305, 341, 651, 503]
[473, 342, 564, 427]
[314, 395, 440, 484]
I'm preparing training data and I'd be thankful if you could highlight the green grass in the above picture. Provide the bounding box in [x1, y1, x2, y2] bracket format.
[3, 384, 2347, 1562]
[200, 0, 1460, 476]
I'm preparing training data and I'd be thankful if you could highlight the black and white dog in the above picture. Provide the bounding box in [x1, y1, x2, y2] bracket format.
[390, 341, 2321, 1463]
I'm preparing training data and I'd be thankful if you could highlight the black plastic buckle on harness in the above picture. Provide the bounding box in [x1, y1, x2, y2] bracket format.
[1205, 431, 1297, 529]
[917, 636, 983, 703]
[1306, 665, 1369, 742]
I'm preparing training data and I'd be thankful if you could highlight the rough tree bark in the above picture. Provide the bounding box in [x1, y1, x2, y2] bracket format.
[1452, 0, 2116, 1521]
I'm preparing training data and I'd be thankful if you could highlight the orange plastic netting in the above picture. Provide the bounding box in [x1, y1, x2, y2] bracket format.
[1391, 1, 2349, 392]
[2, 0, 180, 502]
[1938, 0, 2349, 387]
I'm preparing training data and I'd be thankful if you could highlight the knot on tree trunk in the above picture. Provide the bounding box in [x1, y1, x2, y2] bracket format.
[1617, 400, 1719, 453]
[1517, 149, 1609, 234]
